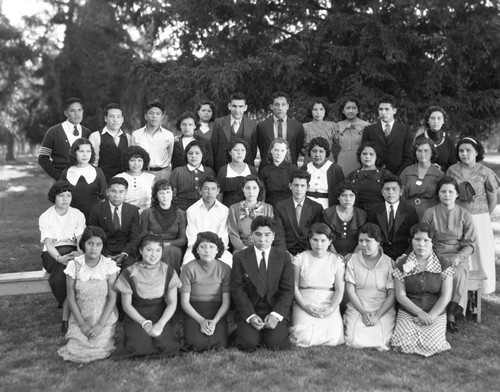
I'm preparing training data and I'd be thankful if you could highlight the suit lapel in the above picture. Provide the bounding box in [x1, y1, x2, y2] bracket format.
[223, 116, 232, 142]
[386, 122, 401, 145]
[376, 206, 389, 239]
[285, 199, 300, 237]
[299, 199, 312, 230]
[243, 248, 260, 288]
[394, 203, 407, 234]
[266, 247, 282, 296]
[102, 203, 114, 232]
[265, 117, 274, 142]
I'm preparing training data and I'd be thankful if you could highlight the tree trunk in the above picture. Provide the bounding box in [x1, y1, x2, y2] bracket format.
[6, 132, 16, 161]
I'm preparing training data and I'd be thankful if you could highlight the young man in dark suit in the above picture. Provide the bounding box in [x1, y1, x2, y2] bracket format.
[88, 177, 141, 269]
[273, 170, 323, 255]
[257, 91, 305, 169]
[38, 97, 91, 180]
[361, 96, 413, 175]
[366, 174, 419, 261]
[210, 92, 258, 172]
[231, 216, 294, 351]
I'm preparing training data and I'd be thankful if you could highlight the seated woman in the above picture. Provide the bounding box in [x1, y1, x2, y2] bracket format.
[171, 111, 213, 170]
[140, 179, 187, 274]
[228, 175, 274, 252]
[180, 232, 231, 352]
[170, 139, 216, 211]
[346, 141, 391, 211]
[344, 223, 395, 351]
[60, 138, 107, 221]
[422, 177, 476, 333]
[323, 181, 367, 257]
[290, 223, 345, 347]
[390, 223, 453, 357]
[300, 136, 344, 209]
[58, 226, 119, 363]
[114, 233, 181, 358]
[39, 180, 85, 333]
[400, 137, 444, 219]
[217, 138, 258, 208]
[259, 138, 298, 208]
[115, 145, 156, 212]
[195, 100, 216, 141]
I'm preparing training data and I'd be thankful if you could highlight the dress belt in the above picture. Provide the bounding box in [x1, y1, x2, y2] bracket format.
[148, 166, 168, 172]
[299, 285, 334, 291]
[306, 191, 329, 198]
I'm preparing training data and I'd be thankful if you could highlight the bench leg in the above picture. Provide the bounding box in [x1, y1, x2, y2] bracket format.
[477, 290, 482, 323]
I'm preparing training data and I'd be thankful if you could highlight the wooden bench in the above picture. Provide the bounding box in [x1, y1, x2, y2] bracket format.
[0, 270, 51, 296]
[467, 262, 487, 323]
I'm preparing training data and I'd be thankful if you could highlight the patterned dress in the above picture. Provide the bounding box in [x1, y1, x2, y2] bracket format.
[390, 252, 454, 357]
[334, 118, 369, 176]
[228, 201, 274, 251]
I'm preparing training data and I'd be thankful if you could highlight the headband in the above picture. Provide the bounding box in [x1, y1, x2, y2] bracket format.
[461, 137, 478, 146]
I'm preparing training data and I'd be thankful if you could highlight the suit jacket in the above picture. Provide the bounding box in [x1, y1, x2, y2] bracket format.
[211, 115, 258, 172]
[361, 121, 413, 175]
[299, 162, 345, 207]
[366, 201, 419, 261]
[257, 116, 305, 169]
[231, 246, 294, 322]
[273, 197, 323, 255]
[88, 201, 141, 256]
[171, 134, 214, 170]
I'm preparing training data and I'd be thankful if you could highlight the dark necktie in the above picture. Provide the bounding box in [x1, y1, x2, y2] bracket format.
[113, 206, 121, 231]
[257, 251, 267, 298]
[383, 123, 391, 138]
[73, 125, 79, 136]
[388, 205, 395, 241]
[296, 203, 302, 225]
[277, 119, 283, 138]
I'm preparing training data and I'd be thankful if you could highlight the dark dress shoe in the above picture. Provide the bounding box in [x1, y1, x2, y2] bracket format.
[61, 321, 69, 334]
[447, 321, 458, 334]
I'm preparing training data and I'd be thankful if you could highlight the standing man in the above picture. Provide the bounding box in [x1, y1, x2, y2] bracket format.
[273, 170, 323, 255]
[257, 92, 304, 169]
[89, 103, 131, 181]
[38, 97, 91, 180]
[131, 101, 174, 180]
[210, 92, 258, 172]
[361, 96, 413, 175]
[231, 215, 294, 351]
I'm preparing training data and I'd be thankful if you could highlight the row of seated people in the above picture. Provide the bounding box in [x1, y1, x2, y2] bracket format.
[54, 218, 456, 363]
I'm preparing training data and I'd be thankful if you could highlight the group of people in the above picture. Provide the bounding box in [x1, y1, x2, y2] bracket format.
[37, 92, 498, 363]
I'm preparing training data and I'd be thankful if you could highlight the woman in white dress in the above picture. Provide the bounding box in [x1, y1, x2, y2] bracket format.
[344, 223, 396, 351]
[290, 223, 345, 347]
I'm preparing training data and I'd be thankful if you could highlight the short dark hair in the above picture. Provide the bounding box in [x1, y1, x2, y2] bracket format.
[266, 138, 292, 164]
[63, 97, 83, 110]
[145, 101, 164, 113]
[334, 180, 358, 205]
[79, 226, 107, 250]
[192, 232, 225, 260]
[308, 223, 334, 242]
[225, 137, 249, 162]
[184, 140, 208, 165]
[121, 145, 151, 171]
[68, 138, 96, 166]
[378, 95, 397, 108]
[308, 98, 329, 119]
[307, 137, 331, 158]
[241, 175, 266, 201]
[272, 91, 290, 104]
[436, 176, 459, 195]
[176, 111, 197, 132]
[358, 223, 383, 244]
[410, 223, 436, 242]
[381, 173, 402, 188]
[290, 170, 311, 184]
[151, 179, 176, 208]
[230, 92, 247, 103]
[195, 100, 216, 123]
[47, 180, 73, 203]
[356, 141, 385, 167]
[338, 97, 361, 119]
[455, 136, 485, 162]
[412, 137, 439, 163]
[104, 103, 123, 117]
[424, 106, 449, 132]
[108, 176, 128, 189]
[251, 215, 275, 233]
[137, 233, 164, 254]
[199, 175, 219, 190]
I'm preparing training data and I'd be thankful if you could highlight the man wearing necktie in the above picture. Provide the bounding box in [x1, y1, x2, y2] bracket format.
[38, 97, 91, 180]
[210, 92, 258, 172]
[367, 174, 419, 261]
[361, 96, 413, 175]
[231, 216, 294, 351]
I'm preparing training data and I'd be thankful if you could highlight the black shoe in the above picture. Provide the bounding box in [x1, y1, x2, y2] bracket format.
[61, 321, 69, 334]
[447, 321, 458, 334]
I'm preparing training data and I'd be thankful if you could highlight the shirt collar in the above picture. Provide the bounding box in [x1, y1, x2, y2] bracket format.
[381, 119, 395, 128]
[293, 198, 306, 208]
[109, 202, 122, 213]
[386, 200, 400, 213]
[63, 120, 81, 131]
[102, 127, 124, 137]
[187, 164, 204, 172]
[254, 246, 271, 267]
[273, 115, 287, 123]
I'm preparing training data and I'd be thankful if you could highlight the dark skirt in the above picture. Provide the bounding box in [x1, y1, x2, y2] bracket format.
[183, 300, 228, 352]
[115, 296, 180, 358]
[41, 245, 77, 307]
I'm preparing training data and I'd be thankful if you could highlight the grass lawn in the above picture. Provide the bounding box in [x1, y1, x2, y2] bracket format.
[1, 156, 500, 392]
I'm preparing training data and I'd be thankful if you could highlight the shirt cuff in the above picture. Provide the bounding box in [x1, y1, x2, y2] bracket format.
[270, 311, 283, 322]
[246, 314, 257, 324]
